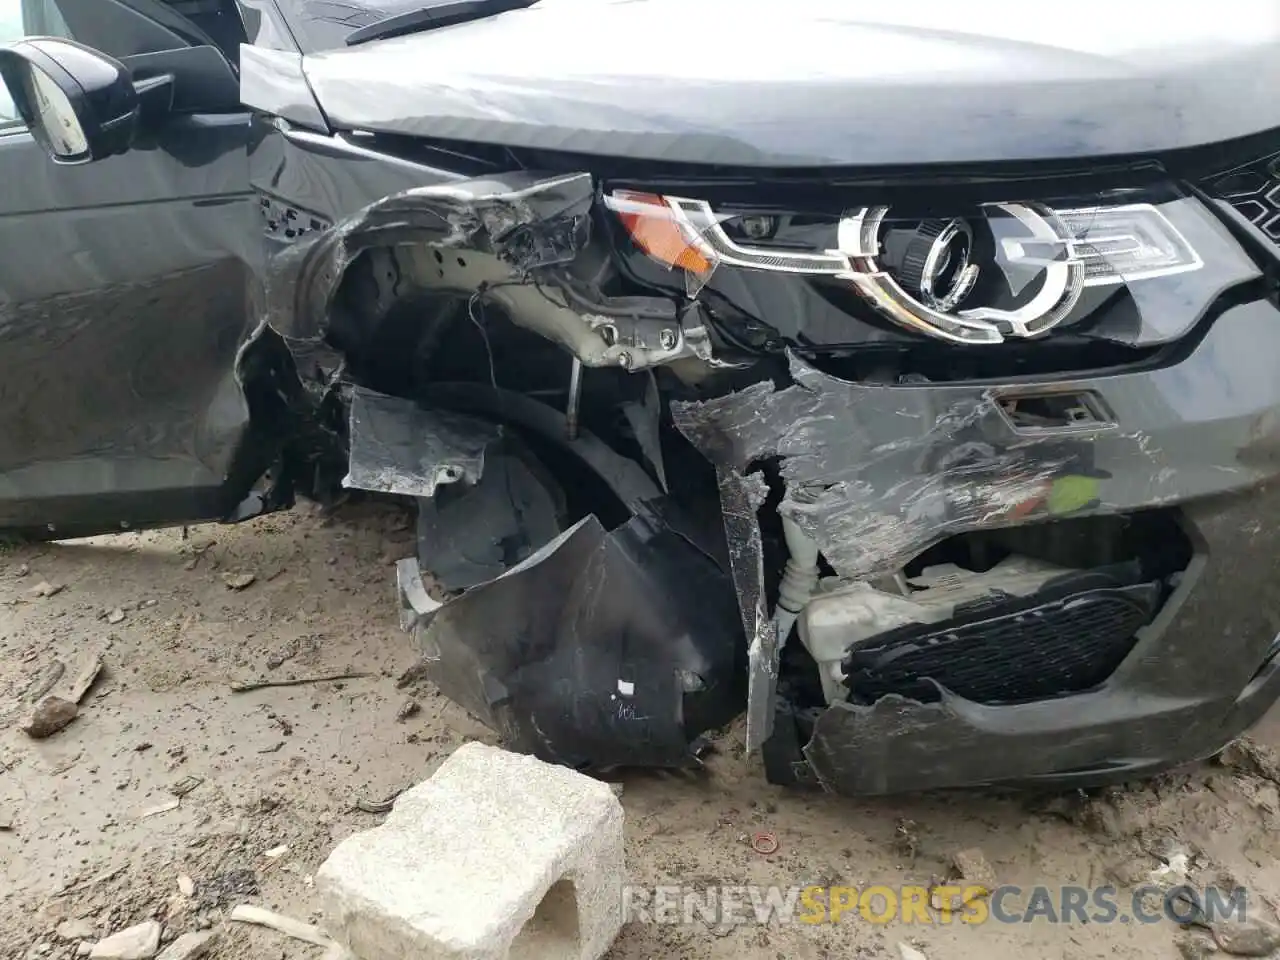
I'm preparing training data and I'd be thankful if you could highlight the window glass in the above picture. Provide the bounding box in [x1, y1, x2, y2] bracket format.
[0, 0, 72, 129]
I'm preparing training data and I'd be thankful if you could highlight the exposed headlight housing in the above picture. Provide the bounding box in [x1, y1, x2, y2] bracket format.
[605, 191, 1207, 345]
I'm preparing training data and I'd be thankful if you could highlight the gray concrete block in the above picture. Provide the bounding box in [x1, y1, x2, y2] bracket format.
[317, 742, 625, 960]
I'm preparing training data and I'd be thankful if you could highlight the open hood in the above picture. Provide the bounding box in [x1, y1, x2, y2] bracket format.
[298, 0, 1280, 168]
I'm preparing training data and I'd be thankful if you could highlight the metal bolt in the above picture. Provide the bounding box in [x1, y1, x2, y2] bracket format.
[659, 329, 678, 351]
[616, 351, 633, 370]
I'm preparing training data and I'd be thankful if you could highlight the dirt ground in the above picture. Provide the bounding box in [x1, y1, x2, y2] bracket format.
[4, 503, 1280, 960]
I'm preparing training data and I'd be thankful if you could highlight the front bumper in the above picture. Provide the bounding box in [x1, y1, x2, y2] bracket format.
[764, 485, 1280, 793]
[674, 298, 1280, 792]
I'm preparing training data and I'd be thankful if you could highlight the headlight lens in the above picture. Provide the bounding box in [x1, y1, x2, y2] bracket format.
[605, 189, 1228, 346]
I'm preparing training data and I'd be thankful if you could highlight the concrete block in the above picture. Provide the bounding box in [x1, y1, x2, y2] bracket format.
[317, 742, 625, 960]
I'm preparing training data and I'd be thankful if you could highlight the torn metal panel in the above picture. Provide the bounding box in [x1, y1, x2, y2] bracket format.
[343, 386, 499, 498]
[714, 469, 777, 752]
[249, 132, 712, 372]
[674, 301, 1280, 584]
[261, 168, 594, 348]
[399, 506, 746, 770]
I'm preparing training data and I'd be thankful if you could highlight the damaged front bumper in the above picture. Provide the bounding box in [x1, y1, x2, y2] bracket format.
[292, 150, 1280, 793]
[672, 298, 1280, 793]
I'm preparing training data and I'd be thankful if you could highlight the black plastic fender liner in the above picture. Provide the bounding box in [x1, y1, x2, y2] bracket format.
[400, 505, 748, 770]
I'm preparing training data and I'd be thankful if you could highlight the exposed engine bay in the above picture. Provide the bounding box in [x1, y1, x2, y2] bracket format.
[251, 155, 1280, 794]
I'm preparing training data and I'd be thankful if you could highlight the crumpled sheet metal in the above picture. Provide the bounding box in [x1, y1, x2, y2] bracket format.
[671, 355, 1107, 583]
[675, 304, 1280, 586]
[259, 169, 593, 351]
[343, 386, 498, 498]
[715, 469, 776, 753]
[399, 507, 746, 770]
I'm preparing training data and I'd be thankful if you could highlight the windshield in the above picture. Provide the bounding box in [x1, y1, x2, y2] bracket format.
[274, 0, 435, 51]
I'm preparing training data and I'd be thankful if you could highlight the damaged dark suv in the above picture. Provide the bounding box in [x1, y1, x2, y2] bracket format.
[2, 0, 1280, 794]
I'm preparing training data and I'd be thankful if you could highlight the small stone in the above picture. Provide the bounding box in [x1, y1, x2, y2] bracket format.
[28, 581, 63, 598]
[1211, 918, 1280, 957]
[56, 918, 96, 941]
[77, 946, 92, 958]
[20, 697, 78, 739]
[898, 943, 928, 960]
[177, 876, 195, 897]
[15, 562, 29, 576]
[221, 572, 256, 591]
[89, 921, 162, 959]
[106, 608, 126, 625]
[61, 649, 104, 704]
[1176, 932, 1219, 960]
[1105, 858, 1151, 888]
[950, 847, 997, 902]
[395, 698, 420, 722]
[156, 930, 218, 960]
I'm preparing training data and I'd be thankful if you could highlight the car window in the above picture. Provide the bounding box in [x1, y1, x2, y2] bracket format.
[0, 0, 72, 130]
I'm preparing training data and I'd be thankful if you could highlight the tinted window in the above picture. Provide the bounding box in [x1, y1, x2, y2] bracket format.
[0, 0, 72, 130]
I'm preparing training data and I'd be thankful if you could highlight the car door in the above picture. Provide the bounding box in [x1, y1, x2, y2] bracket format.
[0, 0, 259, 539]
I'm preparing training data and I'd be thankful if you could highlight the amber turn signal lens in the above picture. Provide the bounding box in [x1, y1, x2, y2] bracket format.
[609, 191, 714, 275]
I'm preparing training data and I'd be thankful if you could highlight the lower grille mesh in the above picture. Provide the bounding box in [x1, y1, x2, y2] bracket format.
[843, 575, 1161, 706]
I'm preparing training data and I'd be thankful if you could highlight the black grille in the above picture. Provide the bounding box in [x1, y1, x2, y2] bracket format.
[843, 573, 1161, 706]
[1204, 151, 1280, 243]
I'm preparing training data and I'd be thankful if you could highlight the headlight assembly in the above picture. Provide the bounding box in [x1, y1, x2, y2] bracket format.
[605, 189, 1221, 346]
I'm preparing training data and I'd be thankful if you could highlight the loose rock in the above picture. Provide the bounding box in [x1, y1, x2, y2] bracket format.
[20, 697, 78, 739]
[56, 919, 96, 942]
[60, 649, 104, 704]
[28, 581, 64, 598]
[1210, 918, 1280, 957]
[88, 921, 162, 960]
[155, 930, 218, 960]
[1176, 932, 1219, 959]
[106, 608, 126, 625]
[897, 943, 928, 960]
[395, 698, 420, 722]
[177, 876, 195, 897]
[25, 661, 66, 703]
[951, 847, 997, 900]
[221, 572, 256, 591]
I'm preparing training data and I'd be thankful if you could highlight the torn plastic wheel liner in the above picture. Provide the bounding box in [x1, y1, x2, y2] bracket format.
[397, 509, 748, 770]
[344, 385, 746, 770]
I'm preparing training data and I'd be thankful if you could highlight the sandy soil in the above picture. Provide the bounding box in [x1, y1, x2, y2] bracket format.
[3, 503, 1280, 960]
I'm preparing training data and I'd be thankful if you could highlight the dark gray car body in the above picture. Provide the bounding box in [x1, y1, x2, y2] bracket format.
[1, 0, 1279, 793]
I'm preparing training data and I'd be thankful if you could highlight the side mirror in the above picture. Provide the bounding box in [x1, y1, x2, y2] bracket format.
[0, 38, 151, 165]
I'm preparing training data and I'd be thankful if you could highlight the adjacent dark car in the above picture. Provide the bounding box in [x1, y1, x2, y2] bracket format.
[2, 0, 1280, 793]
